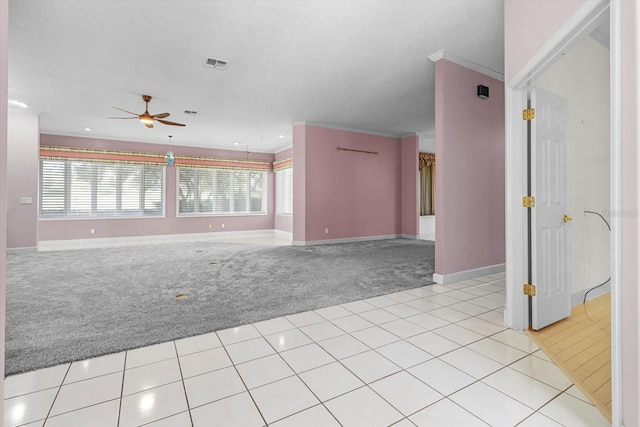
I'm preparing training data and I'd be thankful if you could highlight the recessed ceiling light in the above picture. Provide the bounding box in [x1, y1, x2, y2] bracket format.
[8, 99, 28, 108]
[279, 135, 285, 139]
[84, 127, 92, 132]
[234, 142, 240, 146]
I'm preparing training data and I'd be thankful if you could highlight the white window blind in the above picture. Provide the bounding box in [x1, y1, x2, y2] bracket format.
[40, 159, 164, 218]
[276, 168, 293, 215]
[178, 168, 266, 215]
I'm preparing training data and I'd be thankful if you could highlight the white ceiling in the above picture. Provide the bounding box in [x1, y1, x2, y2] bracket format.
[8, 0, 504, 153]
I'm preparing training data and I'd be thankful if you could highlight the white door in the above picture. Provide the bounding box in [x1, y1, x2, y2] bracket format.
[531, 88, 571, 330]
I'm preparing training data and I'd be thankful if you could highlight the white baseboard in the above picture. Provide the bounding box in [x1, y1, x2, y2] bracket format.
[294, 234, 401, 246]
[7, 246, 37, 253]
[38, 229, 279, 249]
[433, 263, 506, 284]
[273, 229, 293, 240]
[571, 281, 611, 307]
[400, 234, 418, 240]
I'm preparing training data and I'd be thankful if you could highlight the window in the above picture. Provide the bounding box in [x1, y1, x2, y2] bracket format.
[178, 168, 266, 215]
[276, 168, 293, 215]
[40, 159, 164, 218]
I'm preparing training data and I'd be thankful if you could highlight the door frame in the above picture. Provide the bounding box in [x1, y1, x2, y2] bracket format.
[503, 0, 622, 424]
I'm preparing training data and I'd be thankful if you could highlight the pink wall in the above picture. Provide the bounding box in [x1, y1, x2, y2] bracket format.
[292, 125, 307, 242]
[1, 0, 8, 404]
[274, 147, 293, 234]
[38, 135, 276, 241]
[293, 124, 410, 244]
[400, 134, 419, 237]
[504, 0, 586, 82]
[434, 59, 505, 275]
[619, 1, 640, 425]
[7, 113, 39, 248]
[505, 1, 640, 424]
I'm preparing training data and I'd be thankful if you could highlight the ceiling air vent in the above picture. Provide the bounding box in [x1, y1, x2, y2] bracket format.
[205, 57, 228, 70]
[184, 110, 198, 116]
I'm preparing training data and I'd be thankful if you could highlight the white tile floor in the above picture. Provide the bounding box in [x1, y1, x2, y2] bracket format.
[4, 272, 612, 427]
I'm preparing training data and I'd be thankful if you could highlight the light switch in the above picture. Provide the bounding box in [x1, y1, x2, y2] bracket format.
[20, 197, 33, 205]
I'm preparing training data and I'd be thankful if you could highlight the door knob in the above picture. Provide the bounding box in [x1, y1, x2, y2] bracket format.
[563, 215, 573, 223]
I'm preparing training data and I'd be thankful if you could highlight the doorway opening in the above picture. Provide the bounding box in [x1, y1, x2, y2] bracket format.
[505, 2, 616, 423]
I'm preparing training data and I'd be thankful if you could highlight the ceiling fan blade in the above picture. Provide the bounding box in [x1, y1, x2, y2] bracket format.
[112, 106, 140, 116]
[108, 116, 139, 119]
[144, 122, 154, 128]
[157, 119, 186, 127]
[152, 112, 170, 119]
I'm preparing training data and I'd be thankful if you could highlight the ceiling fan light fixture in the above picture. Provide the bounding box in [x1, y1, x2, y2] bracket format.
[139, 116, 154, 125]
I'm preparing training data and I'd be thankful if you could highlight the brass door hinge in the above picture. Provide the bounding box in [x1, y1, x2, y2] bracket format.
[523, 284, 537, 297]
[522, 196, 535, 208]
[522, 108, 536, 120]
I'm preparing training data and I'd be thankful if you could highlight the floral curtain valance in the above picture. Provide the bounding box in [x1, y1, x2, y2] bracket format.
[40, 145, 166, 166]
[273, 157, 293, 172]
[40, 145, 272, 172]
[175, 154, 270, 172]
[419, 152, 435, 170]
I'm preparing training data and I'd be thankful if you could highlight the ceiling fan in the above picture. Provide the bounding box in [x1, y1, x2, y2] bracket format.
[110, 95, 185, 128]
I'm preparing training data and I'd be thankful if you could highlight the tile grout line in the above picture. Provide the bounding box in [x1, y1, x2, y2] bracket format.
[215, 330, 270, 427]
[172, 340, 195, 427]
[42, 362, 72, 425]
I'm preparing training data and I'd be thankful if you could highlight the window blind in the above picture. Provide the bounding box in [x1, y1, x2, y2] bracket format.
[178, 168, 266, 215]
[276, 168, 293, 215]
[40, 159, 164, 218]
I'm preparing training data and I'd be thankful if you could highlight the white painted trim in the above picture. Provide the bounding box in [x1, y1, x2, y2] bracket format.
[273, 144, 293, 155]
[510, 0, 609, 90]
[433, 263, 505, 285]
[610, 0, 623, 425]
[273, 229, 293, 240]
[293, 234, 401, 246]
[6, 246, 37, 253]
[291, 121, 401, 139]
[571, 283, 611, 307]
[428, 49, 504, 82]
[399, 234, 418, 240]
[37, 229, 281, 249]
[504, 84, 530, 331]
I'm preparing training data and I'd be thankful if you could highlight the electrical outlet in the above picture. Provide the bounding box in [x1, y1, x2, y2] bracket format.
[325, 228, 329, 234]
[90, 229, 95, 234]
[20, 197, 32, 205]
[222, 224, 225, 229]
[208, 224, 212, 229]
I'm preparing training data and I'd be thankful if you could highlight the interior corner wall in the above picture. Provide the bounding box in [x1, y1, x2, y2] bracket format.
[293, 124, 402, 244]
[274, 147, 293, 234]
[7, 112, 39, 249]
[1, 0, 9, 406]
[292, 125, 306, 243]
[400, 135, 419, 237]
[434, 59, 505, 277]
[532, 36, 610, 298]
[619, 1, 640, 425]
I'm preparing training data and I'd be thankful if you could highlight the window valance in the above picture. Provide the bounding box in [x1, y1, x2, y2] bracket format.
[176, 154, 270, 172]
[273, 157, 293, 172]
[40, 145, 271, 172]
[419, 152, 435, 170]
[40, 145, 166, 166]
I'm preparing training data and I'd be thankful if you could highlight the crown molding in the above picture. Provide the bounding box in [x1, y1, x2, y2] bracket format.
[293, 121, 401, 139]
[428, 49, 504, 82]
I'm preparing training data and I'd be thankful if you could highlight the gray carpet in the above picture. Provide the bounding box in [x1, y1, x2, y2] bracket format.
[6, 238, 434, 375]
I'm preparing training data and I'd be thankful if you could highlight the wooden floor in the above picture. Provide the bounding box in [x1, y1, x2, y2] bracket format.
[527, 293, 611, 422]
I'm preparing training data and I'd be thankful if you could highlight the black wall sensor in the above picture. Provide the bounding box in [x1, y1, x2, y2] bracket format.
[477, 85, 489, 99]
